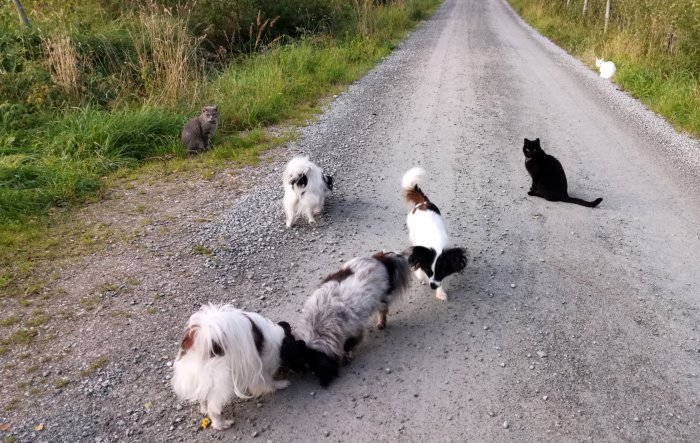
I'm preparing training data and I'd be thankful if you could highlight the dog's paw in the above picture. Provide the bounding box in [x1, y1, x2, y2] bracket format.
[211, 418, 234, 430]
[274, 380, 291, 390]
[249, 384, 275, 397]
[435, 288, 448, 301]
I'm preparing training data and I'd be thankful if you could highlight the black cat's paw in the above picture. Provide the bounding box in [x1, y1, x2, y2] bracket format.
[527, 190, 536, 196]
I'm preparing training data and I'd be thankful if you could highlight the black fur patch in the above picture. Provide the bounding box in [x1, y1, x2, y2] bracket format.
[305, 347, 340, 387]
[244, 314, 264, 355]
[290, 174, 308, 188]
[280, 339, 308, 372]
[343, 335, 363, 352]
[210, 340, 225, 358]
[323, 174, 334, 191]
[408, 246, 436, 278]
[322, 267, 354, 284]
[434, 248, 467, 281]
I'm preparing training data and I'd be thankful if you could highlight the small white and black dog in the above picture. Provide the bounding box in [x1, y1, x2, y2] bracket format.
[172, 304, 295, 430]
[402, 167, 467, 301]
[281, 251, 410, 386]
[282, 156, 333, 228]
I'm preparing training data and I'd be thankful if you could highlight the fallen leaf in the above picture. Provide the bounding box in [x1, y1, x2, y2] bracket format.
[144, 401, 153, 410]
[0, 423, 11, 431]
[34, 423, 44, 432]
[201, 417, 211, 430]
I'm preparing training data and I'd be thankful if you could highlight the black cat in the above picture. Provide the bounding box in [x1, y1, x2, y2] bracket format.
[523, 138, 602, 208]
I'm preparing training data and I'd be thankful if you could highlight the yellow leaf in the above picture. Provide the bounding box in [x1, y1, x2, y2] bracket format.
[144, 401, 152, 410]
[34, 423, 44, 432]
[201, 417, 211, 430]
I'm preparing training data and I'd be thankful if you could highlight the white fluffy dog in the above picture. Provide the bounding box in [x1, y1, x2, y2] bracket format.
[282, 156, 333, 228]
[172, 304, 295, 430]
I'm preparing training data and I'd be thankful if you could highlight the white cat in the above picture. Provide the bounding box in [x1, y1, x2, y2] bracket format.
[595, 58, 616, 79]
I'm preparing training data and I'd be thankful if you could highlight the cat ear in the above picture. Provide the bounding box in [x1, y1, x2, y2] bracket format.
[524, 138, 530, 143]
[535, 138, 540, 144]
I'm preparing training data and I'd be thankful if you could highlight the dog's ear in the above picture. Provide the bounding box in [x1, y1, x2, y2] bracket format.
[277, 321, 293, 338]
[408, 246, 436, 271]
[436, 248, 467, 276]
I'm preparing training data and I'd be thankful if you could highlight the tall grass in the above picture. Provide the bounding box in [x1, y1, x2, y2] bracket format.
[509, 0, 700, 137]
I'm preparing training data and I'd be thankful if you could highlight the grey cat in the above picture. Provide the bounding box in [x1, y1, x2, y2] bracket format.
[181, 106, 219, 153]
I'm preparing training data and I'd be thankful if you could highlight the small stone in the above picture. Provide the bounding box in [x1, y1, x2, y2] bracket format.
[483, 326, 490, 330]
[634, 417, 640, 422]
[510, 284, 516, 288]
[310, 391, 316, 397]
[500, 363, 505, 367]
[252, 431, 259, 438]
[324, 431, 330, 437]
[385, 368, 392, 374]
[536, 351, 547, 358]
[542, 395, 548, 401]
[503, 420, 509, 429]
[488, 411, 495, 417]
[529, 365, 535, 370]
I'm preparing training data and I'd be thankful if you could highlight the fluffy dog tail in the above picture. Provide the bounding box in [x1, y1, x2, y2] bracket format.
[402, 167, 428, 207]
[172, 304, 265, 401]
[372, 251, 411, 302]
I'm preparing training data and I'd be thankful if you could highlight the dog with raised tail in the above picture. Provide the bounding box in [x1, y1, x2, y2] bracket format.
[171, 304, 295, 430]
[402, 167, 467, 301]
[280, 251, 411, 387]
[282, 156, 333, 228]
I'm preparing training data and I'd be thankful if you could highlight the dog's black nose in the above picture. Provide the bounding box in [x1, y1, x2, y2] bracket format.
[429, 282, 438, 290]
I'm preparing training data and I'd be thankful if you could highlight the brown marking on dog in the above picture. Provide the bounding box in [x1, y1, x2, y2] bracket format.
[322, 267, 354, 284]
[404, 185, 428, 207]
[243, 314, 264, 354]
[178, 325, 199, 358]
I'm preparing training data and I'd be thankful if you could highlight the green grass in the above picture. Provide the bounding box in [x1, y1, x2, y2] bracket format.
[508, 0, 700, 138]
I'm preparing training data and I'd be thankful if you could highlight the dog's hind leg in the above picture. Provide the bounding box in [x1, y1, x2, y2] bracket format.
[199, 399, 208, 414]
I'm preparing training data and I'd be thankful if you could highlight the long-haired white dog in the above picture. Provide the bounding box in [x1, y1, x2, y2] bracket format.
[282, 156, 333, 228]
[172, 304, 295, 430]
[402, 167, 467, 301]
[280, 251, 411, 386]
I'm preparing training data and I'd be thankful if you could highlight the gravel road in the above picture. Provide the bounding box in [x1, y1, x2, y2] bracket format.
[3, 0, 700, 441]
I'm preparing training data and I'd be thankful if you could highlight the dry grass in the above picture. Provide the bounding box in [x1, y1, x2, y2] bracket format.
[42, 32, 82, 99]
[131, 1, 205, 106]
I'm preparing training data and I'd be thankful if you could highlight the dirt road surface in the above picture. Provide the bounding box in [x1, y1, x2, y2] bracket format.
[3, 0, 700, 441]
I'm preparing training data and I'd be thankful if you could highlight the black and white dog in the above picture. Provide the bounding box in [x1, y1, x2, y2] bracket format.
[282, 156, 333, 228]
[402, 167, 467, 301]
[281, 251, 411, 386]
[171, 304, 295, 430]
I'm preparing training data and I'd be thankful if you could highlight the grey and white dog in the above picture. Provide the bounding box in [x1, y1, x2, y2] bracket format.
[281, 251, 411, 386]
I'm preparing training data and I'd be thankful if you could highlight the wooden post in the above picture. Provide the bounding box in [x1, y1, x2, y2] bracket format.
[11, 0, 31, 29]
[604, 0, 612, 33]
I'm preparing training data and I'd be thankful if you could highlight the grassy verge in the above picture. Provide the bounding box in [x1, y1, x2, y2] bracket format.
[0, 0, 441, 295]
[508, 0, 700, 138]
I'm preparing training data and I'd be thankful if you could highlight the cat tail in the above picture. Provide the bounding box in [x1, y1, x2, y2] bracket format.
[563, 196, 603, 208]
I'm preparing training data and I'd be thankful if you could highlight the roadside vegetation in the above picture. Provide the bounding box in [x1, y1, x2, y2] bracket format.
[0, 0, 440, 296]
[508, 0, 700, 138]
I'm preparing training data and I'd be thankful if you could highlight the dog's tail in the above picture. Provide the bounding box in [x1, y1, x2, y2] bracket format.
[172, 304, 265, 400]
[402, 167, 429, 207]
[283, 156, 312, 192]
[372, 251, 411, 303]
